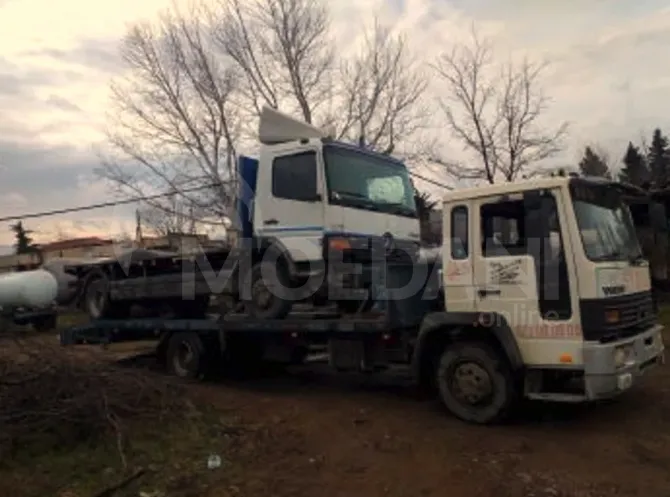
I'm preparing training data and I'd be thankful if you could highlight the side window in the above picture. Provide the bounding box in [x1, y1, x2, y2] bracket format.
[480, 200, 526, 257]
[537, 193, 572, 320]
[450, 205, 469, 259]
[272, 152, 318, 201]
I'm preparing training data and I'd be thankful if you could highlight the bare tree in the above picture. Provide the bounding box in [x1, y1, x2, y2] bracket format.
[139, 191, 204, 236]
[212, 1, 427, 154]
[101, 0, 429, 234]
[212, 0, 334, 125]
[334, 20, 428, 155]
[98, 6, 242, 226]
[432, 27, 568, 183]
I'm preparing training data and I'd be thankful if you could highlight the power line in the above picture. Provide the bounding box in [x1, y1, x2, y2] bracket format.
[0, 172, 452, 225]
[410, 171, 453, 190]
[0, 183, 220, 224]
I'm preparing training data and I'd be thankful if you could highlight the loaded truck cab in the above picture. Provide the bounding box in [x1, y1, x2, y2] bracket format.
[235, 106, 420, 318]
[61, 107, 421, 322]
[419, 175, 665, 423]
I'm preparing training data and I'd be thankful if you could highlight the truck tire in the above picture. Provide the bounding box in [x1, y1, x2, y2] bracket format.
[166, 332, 208, 380]
[83, 269, 129, 320]
[435, 341, 517, 424]
[242, 261, 293, 319]
[216, 294, 242, 320]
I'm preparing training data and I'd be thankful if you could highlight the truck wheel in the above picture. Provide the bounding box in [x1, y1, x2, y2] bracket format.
[83, 270, 129, 320]
[435, 341, 517, 424]
[243, 261, 293, 319]
[166, 332, 208, 380]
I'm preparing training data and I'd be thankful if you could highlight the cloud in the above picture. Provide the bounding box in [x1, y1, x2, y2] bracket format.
[0, 139, 135, 245]
[1, 0, 670, 244]
[22, 38, 122, 75]
[44, 95, 82, 113]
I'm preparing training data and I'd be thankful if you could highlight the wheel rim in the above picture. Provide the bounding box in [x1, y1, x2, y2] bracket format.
[251, 279, 274, 310]
[174, 341, 194, 375]
[448, 361, 494, 406]
[87, 279, 106, 318]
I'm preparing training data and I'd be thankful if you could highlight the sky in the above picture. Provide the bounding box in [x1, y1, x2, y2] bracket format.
[1, 0, 669, 249]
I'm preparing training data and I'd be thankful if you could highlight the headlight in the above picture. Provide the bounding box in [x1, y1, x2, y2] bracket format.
[614, 344, 634, 368]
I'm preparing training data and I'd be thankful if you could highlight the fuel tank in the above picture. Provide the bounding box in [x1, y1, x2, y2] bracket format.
[0, 269, 58, 309]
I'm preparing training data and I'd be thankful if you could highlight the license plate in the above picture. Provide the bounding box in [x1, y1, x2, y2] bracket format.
[617, 373, 633, 391]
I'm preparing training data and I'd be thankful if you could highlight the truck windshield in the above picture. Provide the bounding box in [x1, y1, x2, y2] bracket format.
[570, 183, 643, 262]
[323, 144, 417, 218]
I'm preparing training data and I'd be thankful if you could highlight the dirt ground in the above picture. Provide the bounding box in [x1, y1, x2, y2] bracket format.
[102, 337, 670, 497]
[186, 362, 670, 497]
[6, 325, 670, 497]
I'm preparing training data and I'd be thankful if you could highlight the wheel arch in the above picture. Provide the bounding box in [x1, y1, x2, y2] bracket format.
[252, 236, 299, 277]
[412, 311, 524, 387]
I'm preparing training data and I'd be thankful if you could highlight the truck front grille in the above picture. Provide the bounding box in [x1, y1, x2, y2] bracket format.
[579, 290, 656, 342]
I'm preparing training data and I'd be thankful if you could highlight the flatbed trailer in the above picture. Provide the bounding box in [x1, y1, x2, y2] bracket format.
[60, 302, 433, 381]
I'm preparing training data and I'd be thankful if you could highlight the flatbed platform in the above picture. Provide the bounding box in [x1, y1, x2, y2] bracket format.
[59, 310, 392, 347]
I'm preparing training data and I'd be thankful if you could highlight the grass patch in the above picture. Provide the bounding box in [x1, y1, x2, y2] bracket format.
[0, 336, 244, 497]
[1, 412, 242, 497]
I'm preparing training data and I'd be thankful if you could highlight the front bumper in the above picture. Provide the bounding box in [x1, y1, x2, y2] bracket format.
[583, 324, 665, 400]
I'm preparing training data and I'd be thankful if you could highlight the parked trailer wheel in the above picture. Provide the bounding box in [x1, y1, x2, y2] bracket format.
[165, 332, 209, 380]
[435, 341, 517, 424]
[82, 269, 129, 320]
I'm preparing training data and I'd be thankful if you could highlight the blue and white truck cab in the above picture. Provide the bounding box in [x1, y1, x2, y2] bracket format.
[234, 106, 422, 318]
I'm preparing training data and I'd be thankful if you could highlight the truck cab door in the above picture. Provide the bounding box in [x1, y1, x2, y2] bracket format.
[443, 202, 476, 312]
[253, 148, 325, 263]
[472, 189, 580, 366]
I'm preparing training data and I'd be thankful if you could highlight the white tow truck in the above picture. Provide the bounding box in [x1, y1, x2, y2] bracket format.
[61, 140, 665, 425]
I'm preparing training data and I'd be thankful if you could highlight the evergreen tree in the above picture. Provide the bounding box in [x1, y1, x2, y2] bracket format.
[647, 128, 670, 187]
[414, 190, 437, 221]
[578, 146, 612, 178]
[618, 142, 649, 187]
[414, 189, 440, 245]
[11, 221, 37, 254]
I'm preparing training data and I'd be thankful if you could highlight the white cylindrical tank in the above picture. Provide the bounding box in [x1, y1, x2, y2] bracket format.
[0, 269, 59, 308]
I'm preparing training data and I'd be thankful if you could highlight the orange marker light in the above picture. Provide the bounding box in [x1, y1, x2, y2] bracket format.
[329, 238, 351, 250]
[605, 309, 620, 324]
[559, 354, 573, 363]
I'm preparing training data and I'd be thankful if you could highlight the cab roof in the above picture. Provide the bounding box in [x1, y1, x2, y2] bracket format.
[440, 175, 639, 204]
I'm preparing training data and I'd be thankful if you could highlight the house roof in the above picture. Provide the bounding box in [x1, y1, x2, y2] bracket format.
[38, 237, 114, 252]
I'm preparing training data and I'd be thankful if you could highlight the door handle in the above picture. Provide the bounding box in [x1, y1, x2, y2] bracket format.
[477, 288, 501, 298]
[264, 219, 279, 225]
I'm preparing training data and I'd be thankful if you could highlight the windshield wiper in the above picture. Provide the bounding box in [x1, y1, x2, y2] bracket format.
[628, 253, 647, 266]
[595, 250, 625, 261]
[332, 191, 380, 210]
